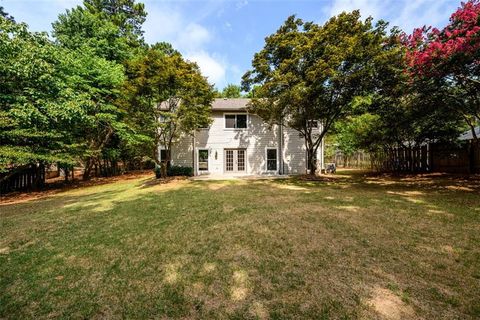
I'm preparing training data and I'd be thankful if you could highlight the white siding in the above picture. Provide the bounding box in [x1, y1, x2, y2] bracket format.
[194, 111, 281, 175]
[282, 126, 306, 174]
[161, 111, 324, 175]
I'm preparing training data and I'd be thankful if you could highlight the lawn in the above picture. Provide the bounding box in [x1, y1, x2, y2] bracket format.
[1, 171, 479, 319]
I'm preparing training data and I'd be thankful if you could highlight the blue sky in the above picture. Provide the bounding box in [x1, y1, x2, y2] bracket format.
[2, 0, 459, 90]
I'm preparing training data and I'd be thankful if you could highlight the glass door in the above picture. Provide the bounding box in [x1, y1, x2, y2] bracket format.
[224, 149, 246, 173]
[225, 149, 234, 172]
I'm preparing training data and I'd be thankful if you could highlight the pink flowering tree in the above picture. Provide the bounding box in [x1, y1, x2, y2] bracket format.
[403, 0, 480, 141]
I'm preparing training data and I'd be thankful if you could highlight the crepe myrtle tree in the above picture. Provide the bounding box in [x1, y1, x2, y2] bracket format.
[403, 0, 480, 142]
[242, 12, 393, 174]
[123, 47, 214, 177]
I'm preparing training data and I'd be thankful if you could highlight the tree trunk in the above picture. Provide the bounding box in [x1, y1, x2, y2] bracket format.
[83, 158, 95, 180]
[307, 148, 317, 175]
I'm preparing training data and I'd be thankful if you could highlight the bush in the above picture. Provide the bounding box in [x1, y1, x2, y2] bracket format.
[168, 165, 193, 177]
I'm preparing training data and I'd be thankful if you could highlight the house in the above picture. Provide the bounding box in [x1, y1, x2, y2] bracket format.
[458, 126, 480, 141]
[159, 98, 325, 176]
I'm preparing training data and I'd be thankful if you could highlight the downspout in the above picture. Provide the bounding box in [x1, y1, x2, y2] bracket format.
[279, 121, 283, 175]
[192, 131, 195, 176]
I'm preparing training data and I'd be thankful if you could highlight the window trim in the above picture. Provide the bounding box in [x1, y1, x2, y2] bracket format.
[265, 147, 278, 172]
[224, 113, 248, 130]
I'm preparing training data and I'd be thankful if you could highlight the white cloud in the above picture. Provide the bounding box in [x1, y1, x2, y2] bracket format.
[185, 51, 226, 87]
[144, 5, 212, 52]
[329, 0, 385, 19]
[143, 2, 228, 87]
[390, 0, 457, 33]
[176, 23, 212, 51]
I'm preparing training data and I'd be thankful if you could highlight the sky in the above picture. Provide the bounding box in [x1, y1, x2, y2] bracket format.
[1, 0, 460, 90]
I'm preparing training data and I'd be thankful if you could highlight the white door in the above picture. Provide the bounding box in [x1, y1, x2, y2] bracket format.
[224, 149, 246, 173]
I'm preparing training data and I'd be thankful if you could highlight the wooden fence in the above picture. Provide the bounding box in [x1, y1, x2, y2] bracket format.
[329, 141, 479, 174]
[0, 164, 46, 195]
[328, 151, 371, 169]
[375, 141, 479, 173]
[430, 141, 480, 173]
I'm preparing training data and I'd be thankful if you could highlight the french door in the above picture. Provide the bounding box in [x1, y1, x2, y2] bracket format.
[224, 149, 246, 173]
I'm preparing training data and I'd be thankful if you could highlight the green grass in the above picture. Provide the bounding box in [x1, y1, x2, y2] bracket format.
[1, 171, 479, 319]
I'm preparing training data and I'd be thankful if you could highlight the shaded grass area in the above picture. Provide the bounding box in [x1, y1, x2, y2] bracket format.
[1, 171, 479, 319]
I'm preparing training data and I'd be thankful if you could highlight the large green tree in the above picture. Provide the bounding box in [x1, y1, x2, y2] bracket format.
[122, 48, 214, 176]
[220, 84, 242, 98]
[52, 3, 149, 179]
[242, 12, 393, 174]
[52, 6, 132, 63]
[1, 18, 75, 175]
[84, 0, 146, 43]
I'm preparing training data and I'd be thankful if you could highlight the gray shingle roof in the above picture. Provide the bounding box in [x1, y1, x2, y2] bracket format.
[211, 98, 250, 111]
[158, 98, 250, 111]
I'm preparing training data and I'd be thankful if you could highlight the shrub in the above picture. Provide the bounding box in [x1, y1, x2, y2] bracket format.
[168, 165, 193, 177]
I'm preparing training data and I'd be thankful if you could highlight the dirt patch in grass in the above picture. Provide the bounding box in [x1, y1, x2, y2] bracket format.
[367, 287, 416, 320]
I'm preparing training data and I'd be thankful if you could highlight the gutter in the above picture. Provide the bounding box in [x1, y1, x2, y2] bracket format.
[192, 131, 195, 176]
[279, 122, 283, 175]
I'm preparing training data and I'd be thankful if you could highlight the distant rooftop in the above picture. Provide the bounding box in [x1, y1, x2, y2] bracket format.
[158, 98, 250, 111]
[211, 98, 250, 111]
[459, 126, 480, 141]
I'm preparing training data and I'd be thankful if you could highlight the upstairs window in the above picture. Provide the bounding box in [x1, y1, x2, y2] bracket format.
[225, 114, 247, 129]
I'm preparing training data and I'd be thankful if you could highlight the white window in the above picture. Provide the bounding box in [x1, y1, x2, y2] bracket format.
[198, 149, 209, 171]
[266, 148, 278, 171]
[225, 114, 247, 129]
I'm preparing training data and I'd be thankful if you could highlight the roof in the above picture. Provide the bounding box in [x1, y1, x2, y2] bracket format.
[458, 126, 480, 141]
[211, 98, 250, 111]
[158, 98, 251, 111]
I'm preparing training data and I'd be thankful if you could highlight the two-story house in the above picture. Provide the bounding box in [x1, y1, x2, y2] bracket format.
[159, 98, 324, 176]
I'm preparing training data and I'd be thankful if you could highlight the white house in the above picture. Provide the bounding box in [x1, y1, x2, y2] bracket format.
[159, 98, 324, 176]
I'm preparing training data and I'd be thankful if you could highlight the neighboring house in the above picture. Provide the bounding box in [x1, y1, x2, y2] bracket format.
[458, 126, 480, 141]
[159, 98, 325, 176]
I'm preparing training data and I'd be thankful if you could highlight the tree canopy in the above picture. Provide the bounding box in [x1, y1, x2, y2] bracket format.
[403, 0, 480, 142]
[122, 47, 214, 175]
[218, 84, 243, 98]
[242, 12, 394, 173]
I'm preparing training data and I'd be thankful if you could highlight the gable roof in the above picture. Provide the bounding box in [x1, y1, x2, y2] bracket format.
[458, 126, 480, 141]
[158, 98, 251, 111]
[212, 98, 250, 111]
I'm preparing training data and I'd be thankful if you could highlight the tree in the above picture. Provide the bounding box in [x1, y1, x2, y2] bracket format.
[61, 47, 129, 180]
[52, 4, 150, 179]
[122, 48, 214, 177]
[52, 6, 132, 63]
[0, 6, 14, 22]
[242, 12, 392, 174]
[0, 18, 84, 180]
[83, 0, 146, 43]
[403, 0, 480, 142]
[220, 84, 242, 98]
